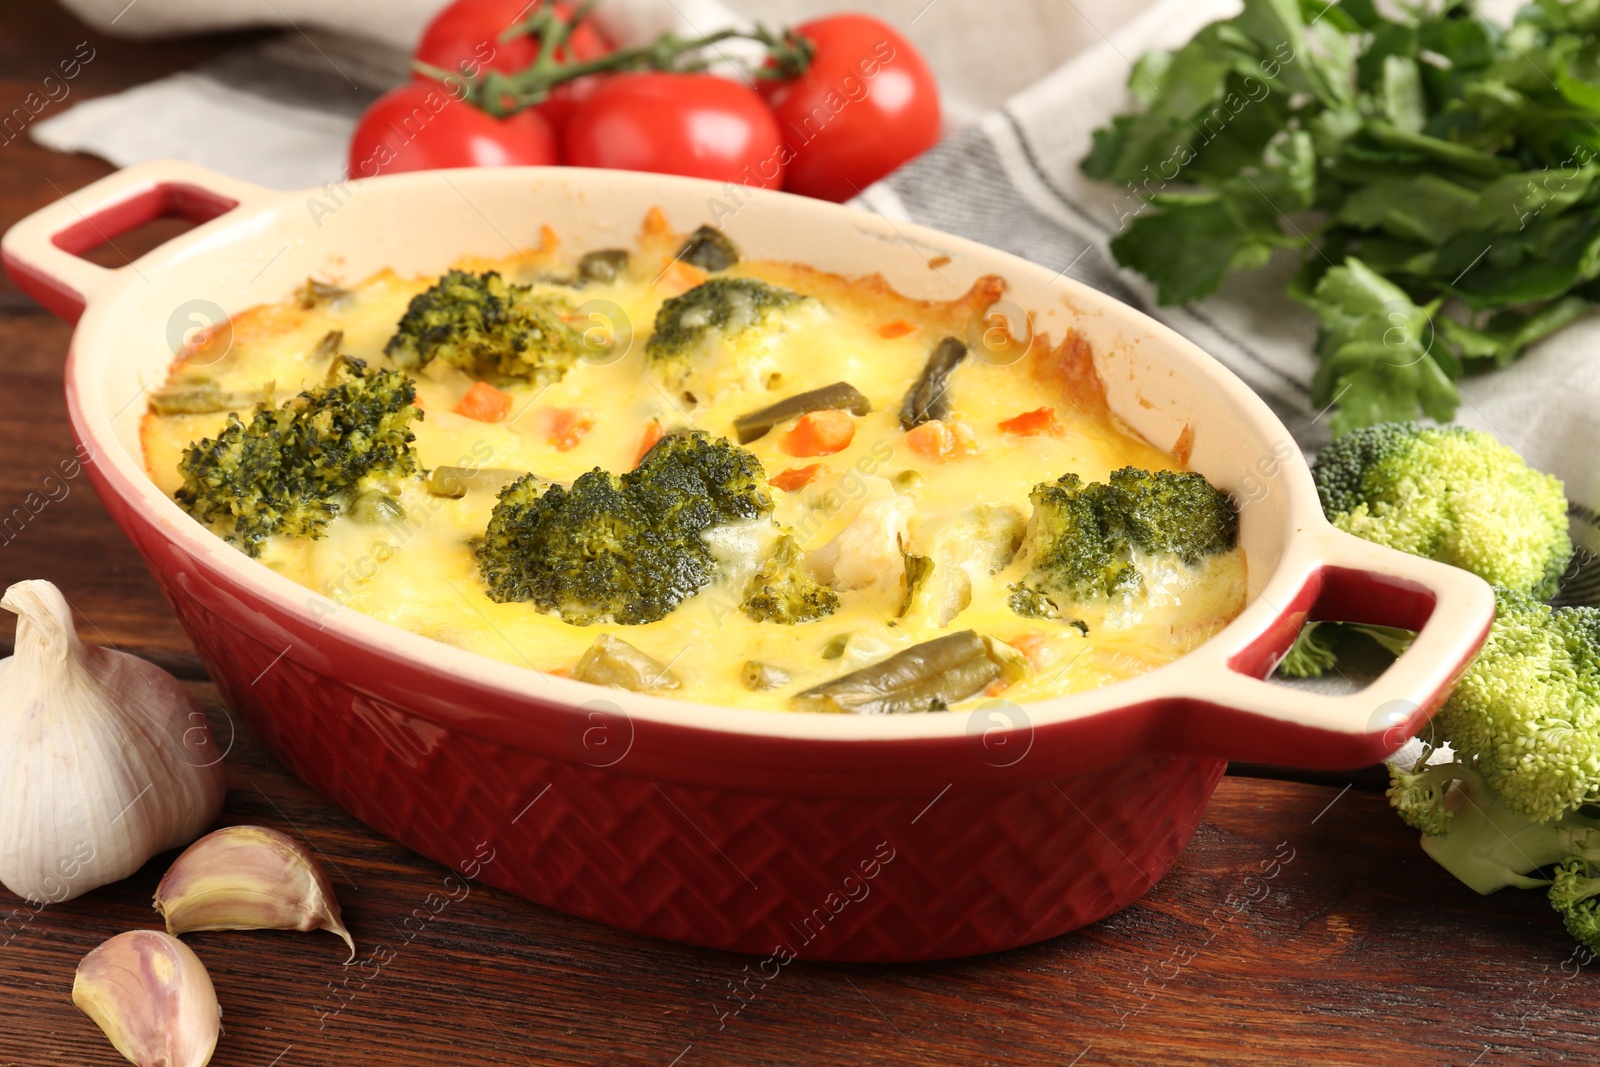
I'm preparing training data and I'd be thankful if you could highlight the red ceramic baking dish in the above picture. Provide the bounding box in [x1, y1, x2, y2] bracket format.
[3, 160, 1495, 962]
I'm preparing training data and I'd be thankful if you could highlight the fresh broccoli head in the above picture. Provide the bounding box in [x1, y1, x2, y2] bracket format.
[384, 269, 580, 385]
[645, 277, 808, 400]
[478, 431, 833, 626]
[741, 534, 839, 624]
[175, 356, 421, 556]
[1431, 591, 1600, 822]
[1386, 591, 1600, 953]
[1277, 621, 1414, 678]
[1009, 467, 1238, 619]
[1315, 422, 1572, 598]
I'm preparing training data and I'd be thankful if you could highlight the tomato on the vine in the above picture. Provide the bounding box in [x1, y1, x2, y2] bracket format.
[762, 14, 940, 202]
[563, 73, 786, 187]
[412, 0, 610, 132]
[347, 83, 557, 179]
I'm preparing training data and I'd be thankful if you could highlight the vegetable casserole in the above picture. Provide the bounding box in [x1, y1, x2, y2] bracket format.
[141, 210, 1247, 713]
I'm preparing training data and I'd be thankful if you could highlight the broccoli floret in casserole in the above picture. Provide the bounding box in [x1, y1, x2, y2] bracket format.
[645, 277, 809, 401]
[384, 269, 580, 384]
[478, 431, 836, 627]
[174, 356, 421, 556]
[1385, 591, 1600, 954]
[740, 534, 839, 625]
[1008, 467, 1239, 620]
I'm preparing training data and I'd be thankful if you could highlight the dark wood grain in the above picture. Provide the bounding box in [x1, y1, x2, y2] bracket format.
[2, 6, 1598, 1066]
[6, 682, 1596, 1067]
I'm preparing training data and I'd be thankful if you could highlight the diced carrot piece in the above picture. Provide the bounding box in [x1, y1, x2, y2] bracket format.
[641, 206, 672, 238]
[904, 419, 980, 461]
[549, 408, 595, 452]
[634, 420, 665, 467]
[771, 463, 830, 492]
[657, 259, 708, 297]
[1006, 633, 1051, 671]
[998, 406, 1062, 437]
[781, 410, 856, 457]
[877, 319, 918, 339]
[454, 381, 512, 423]
[904, 421, 947, 459]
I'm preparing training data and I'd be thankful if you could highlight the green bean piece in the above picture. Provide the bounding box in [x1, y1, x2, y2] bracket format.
[311, 329, 344, 361]
[295, 278, 350, 309]
[424, 466, 538, 498]
[740, 660, 791, 691]
[733, 382, 872, 443]
[573, 633, 681, 691]
[677, 225, 739, 272]
[349, 489, 405, 525]
[577, 249, 629, 284]
[147, 381, 269, 416]
[901, 554, 934, 617]
[793, 630, 1004, 715]
[899, 336, 968, 429]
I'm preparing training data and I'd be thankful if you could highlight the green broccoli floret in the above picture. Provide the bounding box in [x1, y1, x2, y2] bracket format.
[1008, 467, 1238, 619]
[1278, 621, 1414, 678]
[1277, 620, 1341, 678]
[384, 269, 580, 384]
[1315, 422, 1571, 598]
[479, 431, 833, 626]
[174, 357, 421, 556]
[1386, 591, 1600, 954]
[1551, 855, 1600, 951]
[1282, 421, 1572, 679]
[741, 534, 839, 624]
[645, 277, 807, 400]
[477, 469, 710, 626]
[1432, 591, 1600, 822]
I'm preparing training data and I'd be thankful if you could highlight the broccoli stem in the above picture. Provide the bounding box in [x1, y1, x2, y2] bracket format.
[1406, 762, 1588, 894]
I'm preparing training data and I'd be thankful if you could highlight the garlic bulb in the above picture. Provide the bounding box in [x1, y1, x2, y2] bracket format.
[73, 929, 220, 1067]
[155, 825, 355, 959]
[0, 580, 225, 903]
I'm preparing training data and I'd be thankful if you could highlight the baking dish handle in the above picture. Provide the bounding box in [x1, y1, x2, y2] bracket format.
[1171, 526, 1496, 770]
[2, 161, 268, 324]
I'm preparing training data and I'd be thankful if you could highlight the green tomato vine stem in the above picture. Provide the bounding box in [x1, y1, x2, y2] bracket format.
[416, 0, 815, 118]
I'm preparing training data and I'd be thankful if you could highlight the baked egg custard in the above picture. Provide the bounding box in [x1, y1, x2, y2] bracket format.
[142, 211, 1247, 713]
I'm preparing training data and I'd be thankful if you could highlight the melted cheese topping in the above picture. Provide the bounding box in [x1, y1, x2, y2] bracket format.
[141, 216, 1247, 713]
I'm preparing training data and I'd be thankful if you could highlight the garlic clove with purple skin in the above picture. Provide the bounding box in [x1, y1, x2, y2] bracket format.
[72, 930, 220, 1067]
[154, 825, 355, 961]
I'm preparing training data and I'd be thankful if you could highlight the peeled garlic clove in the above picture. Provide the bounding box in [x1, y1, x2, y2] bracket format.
[0, 580, 225, 904]
[155, 825, 355, 960]
[73, 930, 220, 1067]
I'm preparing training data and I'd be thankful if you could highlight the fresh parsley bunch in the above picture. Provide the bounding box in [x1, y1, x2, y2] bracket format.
[1083, 0, 1600, 435]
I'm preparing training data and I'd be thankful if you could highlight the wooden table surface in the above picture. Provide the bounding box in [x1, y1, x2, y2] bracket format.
[2, 6, 1598, 1065]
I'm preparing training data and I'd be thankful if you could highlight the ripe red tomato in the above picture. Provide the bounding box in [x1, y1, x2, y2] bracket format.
[563, 73, 786, 187]
[412, 0, 611, 132]
[347, 83, 557, 179]
[762, 14, 940, 202]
